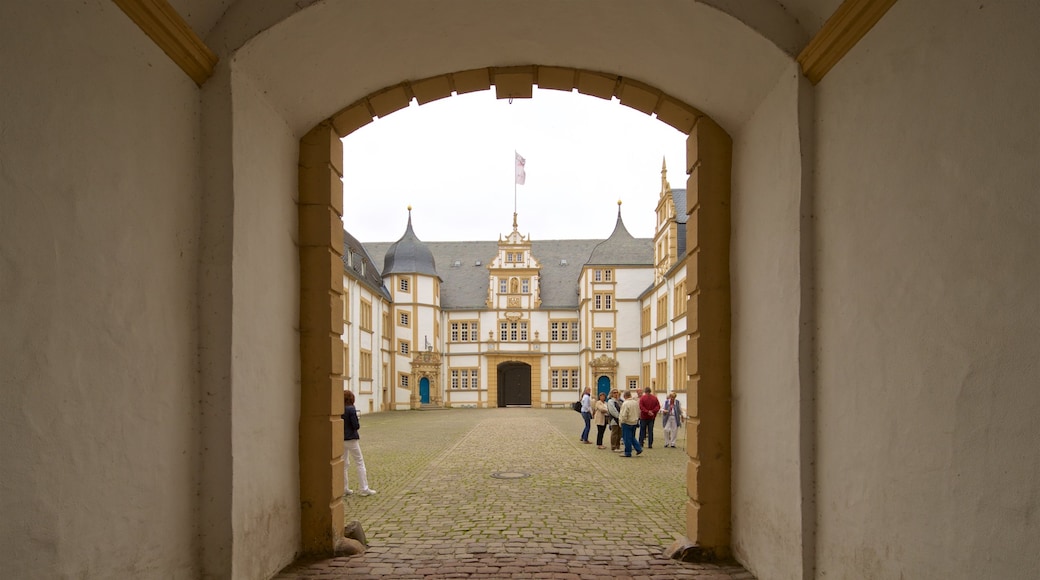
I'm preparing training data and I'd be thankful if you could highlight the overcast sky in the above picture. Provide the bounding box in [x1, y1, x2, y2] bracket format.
[341, 88, 688, 243]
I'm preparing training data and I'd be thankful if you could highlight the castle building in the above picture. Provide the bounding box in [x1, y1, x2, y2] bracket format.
[343, 161, 689, 411]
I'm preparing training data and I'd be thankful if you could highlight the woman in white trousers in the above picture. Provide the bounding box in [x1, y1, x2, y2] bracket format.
[343, 390, 377, 496]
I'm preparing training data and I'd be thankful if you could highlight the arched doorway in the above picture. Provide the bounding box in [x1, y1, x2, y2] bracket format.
[299, 66, 732, 559]
[596, 375, 611, 398]
[497, 362, 532, 407]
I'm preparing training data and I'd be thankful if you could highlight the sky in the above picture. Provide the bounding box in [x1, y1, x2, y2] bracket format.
[340, 88, 688, 243]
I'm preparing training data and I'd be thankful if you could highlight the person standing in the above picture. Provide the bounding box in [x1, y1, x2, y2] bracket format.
[638, 386, 661, 449]
[579, 387, 593, 443]
[661, 391, 684, 448]
[618, 390, 644, 457]
[606, 389, 623, 451]
[343, 390, 377, 497]
[592, 392, 610, 448]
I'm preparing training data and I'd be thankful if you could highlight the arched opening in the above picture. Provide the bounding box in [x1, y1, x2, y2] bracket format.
[496, 361, 533, 407]
[298, 65, 731, 559]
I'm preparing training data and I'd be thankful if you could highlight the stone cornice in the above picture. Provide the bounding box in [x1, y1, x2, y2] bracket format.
[112, 0, 217, 86]
[798, 0, 899, 84]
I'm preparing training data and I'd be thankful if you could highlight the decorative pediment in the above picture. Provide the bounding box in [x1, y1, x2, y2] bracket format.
[590, 355, 618, 370]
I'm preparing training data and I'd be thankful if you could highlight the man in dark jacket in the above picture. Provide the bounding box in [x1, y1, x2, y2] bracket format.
[638, 386, 661, 449]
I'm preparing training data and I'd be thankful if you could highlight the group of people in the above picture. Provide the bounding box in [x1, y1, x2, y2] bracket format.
[578, 386, 684, 457]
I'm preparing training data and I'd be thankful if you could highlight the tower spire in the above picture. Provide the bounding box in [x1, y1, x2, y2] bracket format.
[660, 156, 670, 198]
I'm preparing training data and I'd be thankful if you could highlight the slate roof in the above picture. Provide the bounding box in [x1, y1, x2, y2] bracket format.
[341, 229, 391, 300]
[381, 214, 440, 279]
[366, 233, 653, 311]
[586, 211, 654, 266]
[358, 212, 657, 310]
[672, 188, 688, 258]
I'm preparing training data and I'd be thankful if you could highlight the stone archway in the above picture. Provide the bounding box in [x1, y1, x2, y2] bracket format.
[298, 66, 731, 558]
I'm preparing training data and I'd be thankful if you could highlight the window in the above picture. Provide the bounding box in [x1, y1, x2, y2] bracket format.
[657, 360, 668, 391]
[499, 320, 529, 342]
[549, 321, 578, 342]
[398, 311, 410, 327]
[499, 278, 507, 293]
[673, 355, 687, 392]
[400, 373, 409, 388]
[359, 350, 372, 380]
[641, 305, 651, 335]
[450, 368, 480, 389]
[451, 321, 478, 342]
[641, 363, 650, 387]
[551, 368, 580, 390]
[627, 376, 639, 391]
[593, 330, 613, 350]
[594, 269, 602, 282]
[656, 295, 668, 327]
[360, 300, 373, 331]
[674, 279, 687, 316]
[594, 293, 613, 310]
[399, 276, 410, 292]
[604, 269, 613, 282]
[382, 310, 391, 339]
[521, 278, 530, 293]
[399, 340, 410, 355]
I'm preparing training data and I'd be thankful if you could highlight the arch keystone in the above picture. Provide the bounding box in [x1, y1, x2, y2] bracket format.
[493, 66, 535, 99]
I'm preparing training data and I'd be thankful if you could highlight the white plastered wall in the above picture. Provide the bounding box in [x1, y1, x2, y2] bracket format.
[813, 1, 1040, 578]
[0, 2, 202, 577]
[227, 69, 303, 579]
[730, 63, 815, 579]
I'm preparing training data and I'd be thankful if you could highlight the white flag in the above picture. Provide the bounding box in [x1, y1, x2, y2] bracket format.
[515, 151, 526, 185]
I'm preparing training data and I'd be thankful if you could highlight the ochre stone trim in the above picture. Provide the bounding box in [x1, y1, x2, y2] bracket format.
[308, 71, 728, 557]
[111, 0, 217, 86]
[684, 116, 733, 559]
[798, 0, 899, 84]
[326, 66, 707, 139]
[298, 124, 347, 555]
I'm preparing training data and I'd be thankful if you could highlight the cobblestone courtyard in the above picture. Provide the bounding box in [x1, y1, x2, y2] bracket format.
[275, 408, 752, 579]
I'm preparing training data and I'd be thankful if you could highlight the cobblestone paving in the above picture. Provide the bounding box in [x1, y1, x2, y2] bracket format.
[275, 408, 753, 579]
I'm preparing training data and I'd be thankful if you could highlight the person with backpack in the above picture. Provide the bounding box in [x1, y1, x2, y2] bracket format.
[578, 387, 593, 443]
[618, 390, 644, 457]
[606, 389, 623, 451]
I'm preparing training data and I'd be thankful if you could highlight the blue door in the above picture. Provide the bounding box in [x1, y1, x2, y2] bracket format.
[597, 376, 611, 399]
[419, 377, 430, 404]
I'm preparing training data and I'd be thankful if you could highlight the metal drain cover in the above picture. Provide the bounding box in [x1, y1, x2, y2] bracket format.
[490, 471, 530, 480]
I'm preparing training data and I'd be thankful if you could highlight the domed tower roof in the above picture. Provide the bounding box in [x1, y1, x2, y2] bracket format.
[382, 207, 439, 278]
[586, 201, 653, 266]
